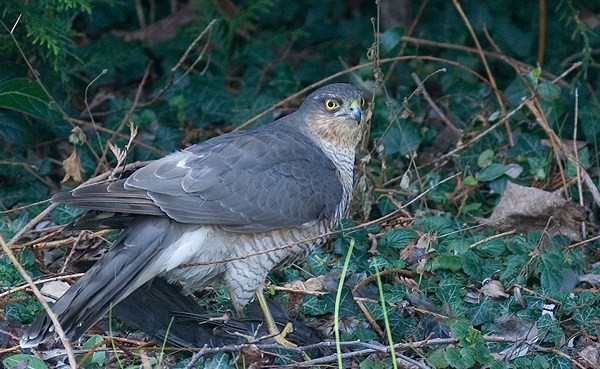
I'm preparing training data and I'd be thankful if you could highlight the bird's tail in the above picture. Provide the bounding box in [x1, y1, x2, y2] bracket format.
[20, 216, 174, 348]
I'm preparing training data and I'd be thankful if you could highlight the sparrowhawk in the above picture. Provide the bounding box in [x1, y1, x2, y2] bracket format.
[21, 83, 365, 348]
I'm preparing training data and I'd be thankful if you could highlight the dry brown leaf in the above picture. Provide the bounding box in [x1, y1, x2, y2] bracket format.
[400, 231, 436, 265]
[578, 343, 600, 369]
[283, 276, 325, 293]
[487, 182, 586, 241]
[61, 149, 83, 186]
[540, 138, 587, 160]
[238, 344, 267, 369]
[491, 316, 539, 361]
[480, 279, 510, 299]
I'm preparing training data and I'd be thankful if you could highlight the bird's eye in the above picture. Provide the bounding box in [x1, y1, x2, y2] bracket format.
[360, 97, 367, 107]
[324, 99, 340, 110]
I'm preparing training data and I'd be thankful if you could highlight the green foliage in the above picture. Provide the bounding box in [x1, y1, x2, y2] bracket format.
[2, 0, 600, 367]
[79, 335, 106, 368]
[2, 0, 90, 67]
[3, 354, 48, 369]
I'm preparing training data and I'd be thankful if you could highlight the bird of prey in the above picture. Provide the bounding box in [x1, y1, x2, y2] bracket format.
[21, 83, 365, 348]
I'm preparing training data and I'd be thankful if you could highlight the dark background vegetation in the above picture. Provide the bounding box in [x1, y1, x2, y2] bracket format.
[1, 0, 600, 368]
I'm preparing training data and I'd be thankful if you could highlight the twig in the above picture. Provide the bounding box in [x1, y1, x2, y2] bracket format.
[469, 230, 516, 249]
[183, 345, 209, 369]
[418, 96, 530, 171]
[7, 203, 58, 247]
[383, 0, 429, 85]
[12, 229, 112, 251]
[69, 117, 164, 156]
[149, 19, 218, 104]
[524, 99, 569, 195]
[538, 0, 547, 65]
[452, 0, 512, 146]
[271, 285, 327, 296]
[0, 273, 84, 299]
[94, 62, 149, 176]
[532, 344, 586, 369]
[235, 55, 492, 131]
[399, 36, 569, 87]
[552, 62, 583, 84]
[573, 88, 586, 237]
[567, 233, 600, 250]
[0, 233, 78, 367]
[513, 284, 561, 305]
[0, 199, 51, 216]
[84, 68, 110, 170]
[411, 72, 461, 135]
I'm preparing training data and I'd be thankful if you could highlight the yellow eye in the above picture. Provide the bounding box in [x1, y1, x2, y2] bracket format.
[324, 99, 340, 110]
[360, 97, 367, 107]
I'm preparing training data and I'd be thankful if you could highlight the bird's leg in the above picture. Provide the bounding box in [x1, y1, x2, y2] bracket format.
[255, 286, 297, 347]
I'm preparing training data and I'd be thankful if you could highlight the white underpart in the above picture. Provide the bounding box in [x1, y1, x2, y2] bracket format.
[130, 226, 221, 295]
[162, 226, 229, 290]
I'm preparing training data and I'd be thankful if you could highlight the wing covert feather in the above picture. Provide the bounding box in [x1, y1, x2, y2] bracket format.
[55, 125, 344, 232]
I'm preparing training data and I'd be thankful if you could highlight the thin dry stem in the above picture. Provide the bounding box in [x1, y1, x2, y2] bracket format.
[411, 71, 461, 135]
[0, 233, 78, 366]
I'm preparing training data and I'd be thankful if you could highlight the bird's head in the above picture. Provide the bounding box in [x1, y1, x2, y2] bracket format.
[297, 83, 366, 149]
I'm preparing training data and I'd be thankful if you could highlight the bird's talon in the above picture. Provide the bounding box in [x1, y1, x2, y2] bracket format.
[274, 322, 297, 346]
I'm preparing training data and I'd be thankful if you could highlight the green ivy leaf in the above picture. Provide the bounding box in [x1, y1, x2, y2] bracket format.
[430, 255, 462, 272]
[379, 229, 419, 249]
[0, 79, 59, 121]
[463, 175, 478, 186]
[204, 353, 234, 369]
[537, 82, 561, 101]
[359, 357, 395, 369]
[79, 335, 106, 367]
[539, 252, 566, 294]
[427, 347, 449, 368]
[445, 347, 464, 368]
[477, 239, 506, 256]
[477, 149, 494, 168]
[478, 163, 510, 182]
[3, 355, 48, 369]
[527, 156, 548, 180]
[300, 295, 328, 315]
[380, 27, 405, 54]
[383, 121, 421, 157]
[306, 248, 330, 276]
[345, 327, 379, 341]
[524, 66, 542, 87]
[468, 297, 497, 326]
[461, 251, 485, 280]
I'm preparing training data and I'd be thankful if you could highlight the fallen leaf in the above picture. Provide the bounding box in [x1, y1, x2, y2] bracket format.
[492, 316, 539, 361]
[40, 281, 70, 302]
[487, 182, 586, 241]
[61, 148, 83, 186]
[578, 343, 600, 368]
[480, 278, 510, 299]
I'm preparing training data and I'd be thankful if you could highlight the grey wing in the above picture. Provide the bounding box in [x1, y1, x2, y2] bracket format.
[55, 127, 344, 232]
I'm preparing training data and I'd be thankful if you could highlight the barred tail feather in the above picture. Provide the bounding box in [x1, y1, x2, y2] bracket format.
[20, 216, 173, 348]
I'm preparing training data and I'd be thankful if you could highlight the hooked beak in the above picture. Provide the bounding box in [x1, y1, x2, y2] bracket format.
[348, 99, 363, 122]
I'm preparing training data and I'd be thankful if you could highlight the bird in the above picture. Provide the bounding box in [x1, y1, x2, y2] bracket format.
[20, 83, 365, 348]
